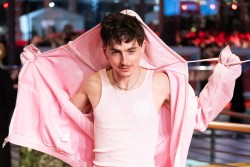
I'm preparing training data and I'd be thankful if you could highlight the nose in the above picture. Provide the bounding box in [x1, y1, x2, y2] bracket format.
[121, 54, 128, 65]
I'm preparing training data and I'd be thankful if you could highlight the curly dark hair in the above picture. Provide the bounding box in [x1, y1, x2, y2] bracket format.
[100, 12, 145, 47]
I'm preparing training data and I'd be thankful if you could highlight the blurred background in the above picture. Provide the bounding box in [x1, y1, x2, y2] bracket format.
[0, 0, 250, 167]
[0, 0, 249, 64]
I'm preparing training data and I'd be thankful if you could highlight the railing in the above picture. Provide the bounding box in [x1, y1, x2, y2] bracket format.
[2, 65, 21, 70]
[185, 46, 250, 166]
[188, 111, 250, 166]
[209, 121, 250, 133]
[209, 111, 250, 163]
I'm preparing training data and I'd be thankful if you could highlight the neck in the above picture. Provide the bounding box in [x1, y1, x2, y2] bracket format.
[112, 67, 141, 91]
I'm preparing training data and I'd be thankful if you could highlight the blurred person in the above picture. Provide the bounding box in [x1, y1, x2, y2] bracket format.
[0, 43, 15, 167]
[230, 74, 246, 124]
[28, 35, 43, 46]
[226, 43, 247, 131]
[229, 74, 246, 140]
[5, 10, 242, 167]
[0, 68, 14, 167]
[62, 24, 74, 43]
[54, 23, 76, 47]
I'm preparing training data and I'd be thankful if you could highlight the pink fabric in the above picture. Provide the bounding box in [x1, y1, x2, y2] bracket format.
[6, 10, 241, 167]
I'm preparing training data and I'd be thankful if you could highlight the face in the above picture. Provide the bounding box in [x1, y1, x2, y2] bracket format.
[103, 40, 145, 77]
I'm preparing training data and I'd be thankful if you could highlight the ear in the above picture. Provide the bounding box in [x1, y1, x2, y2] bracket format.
[140, 40, 146, 54]
[102, 45, 108, 59]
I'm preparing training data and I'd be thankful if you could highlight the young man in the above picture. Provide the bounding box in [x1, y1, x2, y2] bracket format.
[5, 10, 241, 167]
[71, 13, 170, 166]
[69, 12, 241, 166]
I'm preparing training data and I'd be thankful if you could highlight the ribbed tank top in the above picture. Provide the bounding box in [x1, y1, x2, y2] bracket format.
[93, 69, 160, 167]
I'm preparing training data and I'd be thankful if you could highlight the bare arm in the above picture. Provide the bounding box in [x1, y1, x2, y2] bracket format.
[152, 71, 171, 112]
[70, 84, 91, 114]
[70, 72, 101, 114]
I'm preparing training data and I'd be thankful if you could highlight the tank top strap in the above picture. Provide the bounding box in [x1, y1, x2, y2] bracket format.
[142, 69, 154, 91]
[143, 70, 154, 106]
[98, 69, 110, 87]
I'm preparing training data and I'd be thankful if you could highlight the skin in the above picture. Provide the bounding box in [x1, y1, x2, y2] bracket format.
[70, 39, 170, 114]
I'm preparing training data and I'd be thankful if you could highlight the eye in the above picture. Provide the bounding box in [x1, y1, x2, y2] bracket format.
[111, 51, 120, 55]
[128, 50, 135, 55]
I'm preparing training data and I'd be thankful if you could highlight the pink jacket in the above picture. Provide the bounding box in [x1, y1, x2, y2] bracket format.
[5, 10, 241, 167]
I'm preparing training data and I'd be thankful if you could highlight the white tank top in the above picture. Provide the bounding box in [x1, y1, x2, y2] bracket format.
[93, 69, 160, 167]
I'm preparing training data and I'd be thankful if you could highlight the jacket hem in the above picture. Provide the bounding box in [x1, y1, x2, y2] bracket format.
[7, 132, 91, 167]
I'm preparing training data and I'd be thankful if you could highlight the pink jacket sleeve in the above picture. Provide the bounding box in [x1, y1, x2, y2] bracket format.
[194, 46, 242, 131]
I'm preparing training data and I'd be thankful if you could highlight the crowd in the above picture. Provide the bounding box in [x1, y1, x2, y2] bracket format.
[28, 24, 85, 48]
[24, 27, 250, 52]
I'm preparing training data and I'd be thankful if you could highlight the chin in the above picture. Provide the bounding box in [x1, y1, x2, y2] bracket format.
[117, 69, 134, 77]
[119, 71, 132, 77]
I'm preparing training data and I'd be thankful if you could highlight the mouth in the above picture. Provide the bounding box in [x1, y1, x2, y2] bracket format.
[120, 68, 130, 73]
[119, 66, 131, 72]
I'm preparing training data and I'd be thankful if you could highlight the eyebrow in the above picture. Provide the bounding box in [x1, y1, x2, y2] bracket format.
[110, 46, 138, 51]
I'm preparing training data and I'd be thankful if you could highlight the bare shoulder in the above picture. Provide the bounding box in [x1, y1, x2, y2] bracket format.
[152, 70, 170, 104]
[71, 71, 101, 113]
[152, 71, 170, 88]
[81, 71, 101, 93]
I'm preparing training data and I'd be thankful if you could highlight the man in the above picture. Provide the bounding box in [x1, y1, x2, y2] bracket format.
[0, 68, 13, 167]
[71, 12, 241, 166]
[71, 13, 170, 166]
[71, 13, 170, 114]
[5, 10, 241, 167]
[0, 43, 15, 167]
